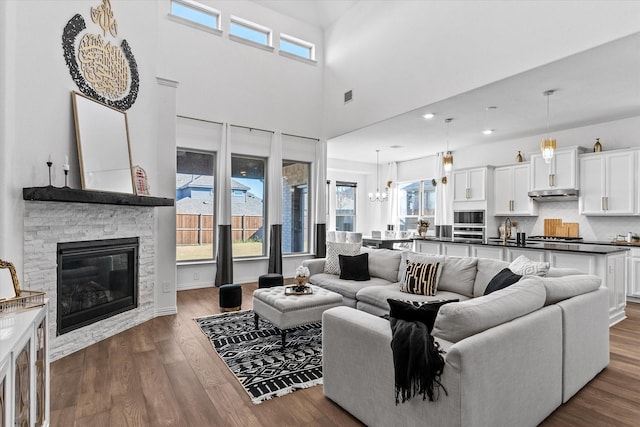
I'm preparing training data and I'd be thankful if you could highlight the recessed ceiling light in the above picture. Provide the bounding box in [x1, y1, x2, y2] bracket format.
[482, 129, 494, 135]
[422, 113, 435, 119]
[389, 145, 403, 149]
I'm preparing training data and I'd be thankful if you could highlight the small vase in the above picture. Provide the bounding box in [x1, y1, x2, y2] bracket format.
[594, 138, 602, 152]
[294, 275, 308, 291]
[516, 151, 523, 163]
[417, 225, 427, 237]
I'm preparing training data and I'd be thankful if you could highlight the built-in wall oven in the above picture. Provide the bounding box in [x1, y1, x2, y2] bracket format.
[453, 210, 485, 242]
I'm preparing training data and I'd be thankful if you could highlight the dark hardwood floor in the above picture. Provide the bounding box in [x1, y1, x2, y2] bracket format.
[51, 285, 640, 426]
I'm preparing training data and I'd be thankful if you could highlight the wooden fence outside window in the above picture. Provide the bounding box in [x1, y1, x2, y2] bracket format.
[176, 214, 263, 245]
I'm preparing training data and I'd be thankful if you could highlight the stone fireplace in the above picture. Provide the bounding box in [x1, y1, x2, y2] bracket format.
[22, 187, 172, 360]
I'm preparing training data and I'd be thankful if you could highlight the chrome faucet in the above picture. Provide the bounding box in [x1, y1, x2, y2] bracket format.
[503, 217, 512, 245]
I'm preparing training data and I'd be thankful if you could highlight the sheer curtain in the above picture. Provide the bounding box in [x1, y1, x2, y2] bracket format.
[434, 153, 453, 238]
[314, 140, 327, 257]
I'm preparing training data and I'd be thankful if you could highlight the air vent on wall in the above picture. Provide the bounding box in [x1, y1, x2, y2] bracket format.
[344, 90, 353, 104]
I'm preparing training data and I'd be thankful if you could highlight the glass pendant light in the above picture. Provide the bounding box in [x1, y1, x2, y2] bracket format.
[369, 149, 388, 202]
[541, 90, 557, 164]
[443, 118, 454, 173]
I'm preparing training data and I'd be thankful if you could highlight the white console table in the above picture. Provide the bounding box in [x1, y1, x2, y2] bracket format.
[0, 302, 49, 426]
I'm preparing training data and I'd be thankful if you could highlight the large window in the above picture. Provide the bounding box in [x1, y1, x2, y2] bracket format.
[176, 150, 215, 261]
[398, 180, 435, 231]
[231, 156, 266, 257]
[282, 161, 310, 254]
[336, 181, 356, 231]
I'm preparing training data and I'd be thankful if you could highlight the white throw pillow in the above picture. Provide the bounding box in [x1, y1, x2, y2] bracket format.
[324, 241, 362, 275]
[509, 255, 550, 277]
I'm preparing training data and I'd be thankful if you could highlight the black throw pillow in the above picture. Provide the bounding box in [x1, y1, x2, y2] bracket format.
[484, 268, 522, 295]
[339, 253, 370, 281]
[387, 299, 459, 333]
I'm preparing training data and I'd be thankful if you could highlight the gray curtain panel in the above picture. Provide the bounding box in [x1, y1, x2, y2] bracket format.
[215, 224, 233, 287]
[315, 223, 326, 258]
[268, 224, 283, 274]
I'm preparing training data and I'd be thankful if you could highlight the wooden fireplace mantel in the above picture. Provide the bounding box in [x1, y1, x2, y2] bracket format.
[23, 186, 174, 207]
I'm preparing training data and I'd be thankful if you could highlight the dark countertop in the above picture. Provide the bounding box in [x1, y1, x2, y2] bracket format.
[412, 237, 629, 254]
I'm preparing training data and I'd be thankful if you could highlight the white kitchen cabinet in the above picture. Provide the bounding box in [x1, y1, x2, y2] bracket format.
[453, 168, 487, 202]
[441, 243, 469, 257]
[628, 248, 640, 301]
[494, 164, 537, 216]
[0, 303, 49, 427]
[547, 251, 596, 274]
[579, 150, 635, 215]
[415, 240, 441, 255]
[470, 245, 505, 260]
[606, 252, 627, 325]
[530, 147, 583, 191]
[505, 247, 546, 262]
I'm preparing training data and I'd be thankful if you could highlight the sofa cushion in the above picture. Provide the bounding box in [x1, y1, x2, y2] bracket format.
[432, 277, 546, 343]
[473, 258, 510, 297]
[308, 273, 391, 300]
[397, 251, 445, 286]
[400, 262, 440, 296]
[339, 253, 370, 281]
[356, 282, 469, 312]
[540, 274, 601, 305]
[324, 241, 362, 275]
[509, 255, 550, 276]
[439, 257, 478, 298]
[484, 268, 522, 295]
[360, 247, 402, 282]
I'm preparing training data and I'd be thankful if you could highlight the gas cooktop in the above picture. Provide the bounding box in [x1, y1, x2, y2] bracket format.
[527, 236, 584, 243]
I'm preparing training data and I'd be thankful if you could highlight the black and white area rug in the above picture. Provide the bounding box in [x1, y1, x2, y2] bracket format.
[195, 310, 323, 404]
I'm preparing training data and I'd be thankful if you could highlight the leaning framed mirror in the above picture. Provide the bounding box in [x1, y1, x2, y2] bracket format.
[71, 91, 135, 194]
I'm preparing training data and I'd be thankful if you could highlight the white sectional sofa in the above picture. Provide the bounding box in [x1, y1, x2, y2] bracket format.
[302, 247, 610, 427]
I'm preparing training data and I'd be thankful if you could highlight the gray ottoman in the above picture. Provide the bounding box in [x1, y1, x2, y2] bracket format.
[252, 285, 343, 348]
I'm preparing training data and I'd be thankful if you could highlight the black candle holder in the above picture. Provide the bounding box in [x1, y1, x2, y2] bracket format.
[46, 161, 53, 186]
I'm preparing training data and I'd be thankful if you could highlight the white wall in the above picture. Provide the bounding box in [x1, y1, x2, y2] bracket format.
[0, 1, 167, 300]
[323, 0, 640, 139]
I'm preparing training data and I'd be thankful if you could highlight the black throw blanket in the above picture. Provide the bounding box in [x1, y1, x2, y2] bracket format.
[387, 299, 455, 405]
[389, 318, 446, 404]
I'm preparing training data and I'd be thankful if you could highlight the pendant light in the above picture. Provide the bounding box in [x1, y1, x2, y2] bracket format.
[443, 118, 454, 173]
[541, 90, 557, 164]
[369, 149, 388, 202]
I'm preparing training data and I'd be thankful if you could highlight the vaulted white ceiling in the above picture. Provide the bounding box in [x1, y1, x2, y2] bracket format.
[253, 0, 359, 29]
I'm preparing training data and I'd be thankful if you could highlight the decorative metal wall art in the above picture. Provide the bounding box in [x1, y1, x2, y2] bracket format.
[62, 0, 139, 110]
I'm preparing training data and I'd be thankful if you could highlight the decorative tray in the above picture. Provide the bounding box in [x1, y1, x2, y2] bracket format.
[0, 290, 46, 315]
[284, 285, 314, 296]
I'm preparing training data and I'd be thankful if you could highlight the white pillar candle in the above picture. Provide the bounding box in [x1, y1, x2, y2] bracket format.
[63, 155, 70, 171]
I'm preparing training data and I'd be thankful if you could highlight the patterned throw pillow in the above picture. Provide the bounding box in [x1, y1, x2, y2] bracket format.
[509, 255, 550, 277]
[401, 261, 440, 296]
[324, 241, 362, 275]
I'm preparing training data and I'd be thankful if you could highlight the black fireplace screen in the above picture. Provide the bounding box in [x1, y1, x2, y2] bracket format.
[57, 237, 138, 335]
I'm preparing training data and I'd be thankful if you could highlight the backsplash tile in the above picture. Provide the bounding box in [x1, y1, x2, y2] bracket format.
[497, 201, 640, 242]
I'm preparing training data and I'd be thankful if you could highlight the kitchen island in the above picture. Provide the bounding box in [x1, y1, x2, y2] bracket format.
[413, 237, 628, 326]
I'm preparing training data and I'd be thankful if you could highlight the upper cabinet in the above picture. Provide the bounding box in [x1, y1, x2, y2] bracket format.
[453, 167, 488, 202]
[579, 150, 636, 215]
[530, 147, 585, 191]
[494, 163, 537, 216]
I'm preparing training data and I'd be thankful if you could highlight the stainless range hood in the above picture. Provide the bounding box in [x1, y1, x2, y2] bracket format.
[528, 189, 579, 202]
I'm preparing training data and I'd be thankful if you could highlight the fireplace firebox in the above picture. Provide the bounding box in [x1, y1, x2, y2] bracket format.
[57, 237, 139, 335]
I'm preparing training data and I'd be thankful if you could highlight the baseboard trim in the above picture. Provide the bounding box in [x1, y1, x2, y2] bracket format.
[155, 306, 178, 316]
[177, 282, 215, 291]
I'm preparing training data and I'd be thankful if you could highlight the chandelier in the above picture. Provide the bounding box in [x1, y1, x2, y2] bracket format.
[541, 90, 557, 164]
[369, 149, 388, 202]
